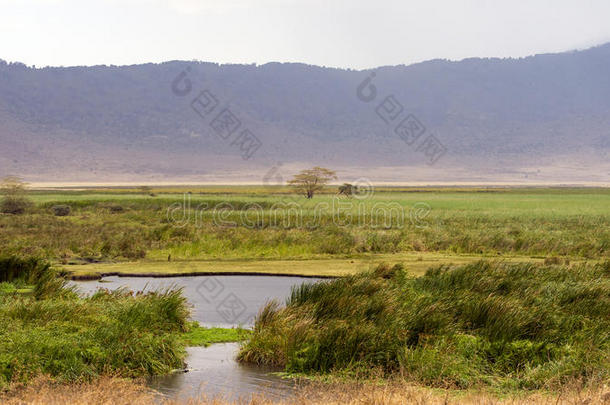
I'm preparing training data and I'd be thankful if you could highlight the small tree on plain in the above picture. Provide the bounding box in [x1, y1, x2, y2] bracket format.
[0, 176, 32, 214]
[338, 183, 356, 197]
[139, 185, 156, 196]
[288, 167, 337, 199]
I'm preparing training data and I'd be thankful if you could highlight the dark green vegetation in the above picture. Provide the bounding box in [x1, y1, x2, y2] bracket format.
[239, 261, 610, 391]
[1, 188, 608, 264]
[0, 177, 32, 215]
[0, 256, 190, 390]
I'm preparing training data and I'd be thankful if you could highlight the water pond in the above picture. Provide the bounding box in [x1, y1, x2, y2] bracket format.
[72, 275, 322, 401]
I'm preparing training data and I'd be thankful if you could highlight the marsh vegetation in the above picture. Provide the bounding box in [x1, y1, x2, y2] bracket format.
[240, 261, 610, 390]
[0, 187, 608, 267]
[0, 185, 608, 402]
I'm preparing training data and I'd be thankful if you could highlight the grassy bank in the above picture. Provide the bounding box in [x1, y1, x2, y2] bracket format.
[183, 322, 249, 346]
[65, 252, 521, 279]
[2, 376, 609, 404]
[239, 261, 610, 391]
[0, 256, 191, 390]
[63, 252, 580, 280]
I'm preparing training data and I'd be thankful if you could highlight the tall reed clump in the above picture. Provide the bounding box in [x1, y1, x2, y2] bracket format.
[0, 255, 74, 299]
[0, 256, 50, 284]
[0, 257, 190, 390]
[238, 261, 610, 391]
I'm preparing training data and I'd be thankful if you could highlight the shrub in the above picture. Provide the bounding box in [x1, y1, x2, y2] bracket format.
[0, 176, 32, 215]
[0, 197, 32, 215]
[109, 205, 124, 213]
[51, 205, 71, 216]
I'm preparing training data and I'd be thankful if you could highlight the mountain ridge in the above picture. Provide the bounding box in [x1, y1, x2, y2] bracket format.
[0, 43, 609, 183]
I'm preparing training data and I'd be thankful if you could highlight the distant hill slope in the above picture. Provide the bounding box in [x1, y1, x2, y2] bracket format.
[1, 44, 609, 184]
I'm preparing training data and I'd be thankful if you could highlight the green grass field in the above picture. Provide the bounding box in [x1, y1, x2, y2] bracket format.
[1, 186, 607, 278]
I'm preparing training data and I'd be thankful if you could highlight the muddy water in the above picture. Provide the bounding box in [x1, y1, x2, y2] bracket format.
[149, 344, 296, 402]
[72, 275, 322, 401]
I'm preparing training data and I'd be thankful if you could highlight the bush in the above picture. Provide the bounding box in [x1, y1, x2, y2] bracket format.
[0, 176, 32, 215]
[51, 205, 71, 216]
[108, 205, 124, 213]
[0, 197, 32, 215]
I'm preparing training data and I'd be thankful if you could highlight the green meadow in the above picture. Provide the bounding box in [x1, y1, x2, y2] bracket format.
[1, 186, 607, 279]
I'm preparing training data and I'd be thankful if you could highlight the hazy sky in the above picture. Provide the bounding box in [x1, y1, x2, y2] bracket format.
[1, 0, 610, 69]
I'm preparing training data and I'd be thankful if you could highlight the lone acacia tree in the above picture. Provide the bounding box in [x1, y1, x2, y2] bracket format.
[288, 167, 337, 199]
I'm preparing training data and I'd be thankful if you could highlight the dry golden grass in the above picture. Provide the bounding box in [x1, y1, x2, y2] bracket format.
[0, 377, 154, 405]
[2, 378, 609, 405]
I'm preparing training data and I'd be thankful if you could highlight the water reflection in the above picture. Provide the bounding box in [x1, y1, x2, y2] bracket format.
[72, 275, 321, 327]
[149, 344, 297, 402]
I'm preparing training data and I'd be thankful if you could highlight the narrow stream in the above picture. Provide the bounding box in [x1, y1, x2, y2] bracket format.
[148, 344, 295, 402]
[72, 275, 322, 401]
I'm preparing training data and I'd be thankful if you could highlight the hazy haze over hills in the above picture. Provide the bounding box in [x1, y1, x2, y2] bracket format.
[1, 44, 609, 185]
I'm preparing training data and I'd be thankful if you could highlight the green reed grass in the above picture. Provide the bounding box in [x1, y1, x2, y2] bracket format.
[238, 261, 610, 391]
[0, 257, 190, 390]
